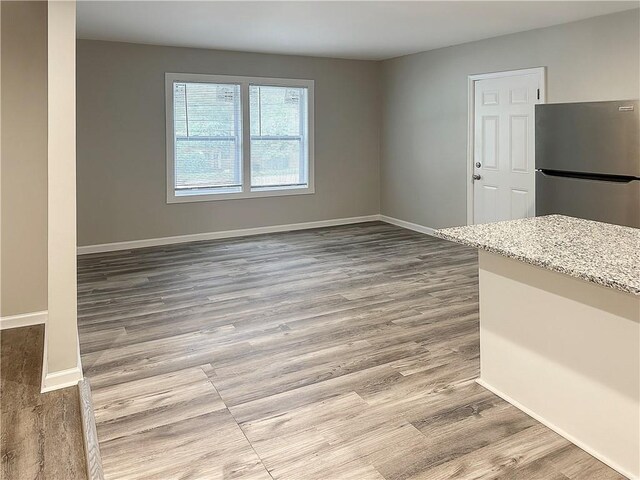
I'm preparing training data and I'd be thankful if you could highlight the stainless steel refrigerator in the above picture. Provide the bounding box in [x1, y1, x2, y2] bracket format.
[535, 100, 640, 228]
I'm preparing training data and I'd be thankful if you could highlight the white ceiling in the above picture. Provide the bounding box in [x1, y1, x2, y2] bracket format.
[76, 1, 639, 61]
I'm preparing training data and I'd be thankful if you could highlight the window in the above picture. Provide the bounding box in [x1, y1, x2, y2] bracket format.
[166, 73, 314, 202]
[250, 85, 309, 190]
[172, 82, 242, 195]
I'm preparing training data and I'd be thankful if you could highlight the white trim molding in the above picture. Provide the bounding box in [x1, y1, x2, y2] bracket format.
[466, 66, 547, 226]
[379, 215, 436, 236]
[41, 326, 83, 393]
[0, 311, 83, 392]
[165, 72, 315, 204]
[77, 215, 444, 255]
[41, 366, 83, 393]
[78, 215, 381, 255]
[0, 310, 47, 330]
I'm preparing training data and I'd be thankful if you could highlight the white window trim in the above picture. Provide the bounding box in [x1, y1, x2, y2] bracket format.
[165, 72, 315, 204]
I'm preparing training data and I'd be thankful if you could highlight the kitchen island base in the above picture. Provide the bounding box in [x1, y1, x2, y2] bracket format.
[478, 251, 639, 479]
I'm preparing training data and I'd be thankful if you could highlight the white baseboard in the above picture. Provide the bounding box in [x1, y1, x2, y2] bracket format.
[379, 215, 436, 236]
[41, 366, 84, 393]
[41, 324, 84, 393]
[77, 215, 382, 255]
[0, 310, 47, 330]
[476, 378, 636, 480]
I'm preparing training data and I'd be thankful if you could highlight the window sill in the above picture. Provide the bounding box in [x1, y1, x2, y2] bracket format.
[167, 185, 315, 204]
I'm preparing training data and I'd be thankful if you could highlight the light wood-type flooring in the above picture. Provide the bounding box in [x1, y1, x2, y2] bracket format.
[77, 222, 624, 480]
[0, 325, 87, 479]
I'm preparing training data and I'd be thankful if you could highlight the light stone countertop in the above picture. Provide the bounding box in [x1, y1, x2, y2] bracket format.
[434, 215, 640, 296]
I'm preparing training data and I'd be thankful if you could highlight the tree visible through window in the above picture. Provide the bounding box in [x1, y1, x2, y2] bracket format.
[173, 82, 242, 193]
[250, 86, 308, 189]
[166, 73, 313, 202]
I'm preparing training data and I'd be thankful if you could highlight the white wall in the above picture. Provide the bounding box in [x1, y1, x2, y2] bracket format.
[380, 9, 640, 229]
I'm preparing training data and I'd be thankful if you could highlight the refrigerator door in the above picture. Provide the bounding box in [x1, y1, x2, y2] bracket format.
[535, 100, 640, 177]
[536, 171, 640, 228]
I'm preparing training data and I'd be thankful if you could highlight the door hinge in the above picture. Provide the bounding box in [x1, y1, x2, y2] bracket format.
[537, 88, 540, 100]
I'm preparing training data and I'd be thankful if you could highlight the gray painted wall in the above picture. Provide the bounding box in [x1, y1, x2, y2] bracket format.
[76, 41, 381, 246]
[1, 1, 48, 317]
[380, 10, 640, 229]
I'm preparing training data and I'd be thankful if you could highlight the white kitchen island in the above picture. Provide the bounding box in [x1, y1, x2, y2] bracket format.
[436, 215, 640, 479]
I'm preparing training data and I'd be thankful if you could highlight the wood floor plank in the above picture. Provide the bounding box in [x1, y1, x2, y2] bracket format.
[78, 222, 624, 479]
[93, 366, 227, 442]
[99, 410, 271, 480]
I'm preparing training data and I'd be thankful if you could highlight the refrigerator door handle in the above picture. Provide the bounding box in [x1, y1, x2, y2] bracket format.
[537, 169, 638, 183]
[535, 171, 640, 228]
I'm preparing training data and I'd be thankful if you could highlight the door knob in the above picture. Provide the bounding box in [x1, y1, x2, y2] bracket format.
[472, 174, 482, 180]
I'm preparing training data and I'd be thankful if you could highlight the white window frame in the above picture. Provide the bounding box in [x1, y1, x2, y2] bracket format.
[166, 72, 315, 203]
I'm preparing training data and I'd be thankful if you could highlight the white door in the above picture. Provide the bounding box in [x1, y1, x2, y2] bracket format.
[473, 72, 542, 224]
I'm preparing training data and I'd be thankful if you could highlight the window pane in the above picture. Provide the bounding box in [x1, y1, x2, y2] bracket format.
[173, 82, 242, 192]
[250, 85, 308, 188]
[175, 139, 239, 189]
[251, 139, 303, 187]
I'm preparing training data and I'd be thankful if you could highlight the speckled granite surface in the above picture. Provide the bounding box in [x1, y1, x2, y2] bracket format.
[434, 215, 640, 296]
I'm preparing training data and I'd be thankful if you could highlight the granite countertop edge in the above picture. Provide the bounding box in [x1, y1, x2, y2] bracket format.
[433, 226, 640, 297]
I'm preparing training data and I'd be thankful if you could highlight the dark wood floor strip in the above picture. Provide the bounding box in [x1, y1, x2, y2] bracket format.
[1, 325, 88, 480]
[77, 222, 623, 480]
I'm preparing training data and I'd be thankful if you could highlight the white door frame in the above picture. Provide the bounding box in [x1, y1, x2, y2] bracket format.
[466, 67, 547, 225]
